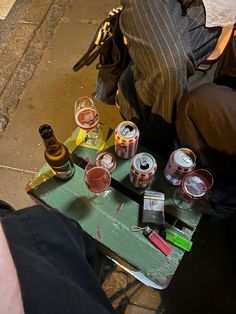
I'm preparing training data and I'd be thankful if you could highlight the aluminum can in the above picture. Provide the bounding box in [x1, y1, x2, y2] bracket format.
[164, 148, 196, 186]
[130, 152, 157, 188]
[114, 121, 139, 159]
[95, 151, 116, 173]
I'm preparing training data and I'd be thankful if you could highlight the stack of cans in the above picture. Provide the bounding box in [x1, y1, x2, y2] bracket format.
[164, 148, 196, 185]
[130, 152, 157, 188]
[114, 121, 139, 159]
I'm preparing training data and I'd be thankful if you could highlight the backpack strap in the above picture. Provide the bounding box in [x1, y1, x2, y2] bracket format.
[73, 8, 122, 72]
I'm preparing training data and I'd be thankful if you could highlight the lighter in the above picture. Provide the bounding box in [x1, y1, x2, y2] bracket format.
[143, 226, 172, 256]
[165, 229, 193, 252]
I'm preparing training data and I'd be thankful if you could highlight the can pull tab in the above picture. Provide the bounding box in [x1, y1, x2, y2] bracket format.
[139, 157, 149, 170]
[143, 227, 172, 256]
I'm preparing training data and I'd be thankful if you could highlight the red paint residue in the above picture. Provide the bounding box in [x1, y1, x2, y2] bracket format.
[116, 202, 124, 214]
[97, 225, 103, 242]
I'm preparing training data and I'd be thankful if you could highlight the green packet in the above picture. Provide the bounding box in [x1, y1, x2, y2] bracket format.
[165, 229, 193, 252]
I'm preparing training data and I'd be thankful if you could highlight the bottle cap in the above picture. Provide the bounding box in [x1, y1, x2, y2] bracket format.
[39, 124, 54, 138]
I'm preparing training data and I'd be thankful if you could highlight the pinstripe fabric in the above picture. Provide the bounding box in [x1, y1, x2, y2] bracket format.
[117, 0, 220, 152]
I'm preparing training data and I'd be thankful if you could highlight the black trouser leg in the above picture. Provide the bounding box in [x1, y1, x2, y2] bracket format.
[0, 200, 15, 217]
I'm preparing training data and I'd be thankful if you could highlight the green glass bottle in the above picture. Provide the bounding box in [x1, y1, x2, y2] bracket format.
[39, 124, 75, 180]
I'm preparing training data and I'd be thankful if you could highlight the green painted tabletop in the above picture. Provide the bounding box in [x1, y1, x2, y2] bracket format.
[27, 125, 211, 289]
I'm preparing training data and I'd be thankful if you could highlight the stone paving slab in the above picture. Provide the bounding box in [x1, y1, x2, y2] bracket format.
[64, 0, 120, 22]
[0, 0, 70, 131]
[125, 305, 157, 314]
[0, 168, 35, 208]
[101, 261, 164, 312]
[0, 0, 17, 20]
[102, 267, 127, 310]
[128, 285, 162, 309]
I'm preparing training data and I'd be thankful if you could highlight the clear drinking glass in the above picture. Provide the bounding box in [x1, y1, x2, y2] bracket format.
[74, 96, 100, 145]
[84, 162, 111, 204]
[95, 152, 117, 173]
[173, 169, 214, 210]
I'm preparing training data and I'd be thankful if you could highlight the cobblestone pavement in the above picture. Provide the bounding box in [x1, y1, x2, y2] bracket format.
[0, 0, 70, 133]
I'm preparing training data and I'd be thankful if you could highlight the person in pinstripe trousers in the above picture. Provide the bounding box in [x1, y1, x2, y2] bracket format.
[117, 0, 221, 154]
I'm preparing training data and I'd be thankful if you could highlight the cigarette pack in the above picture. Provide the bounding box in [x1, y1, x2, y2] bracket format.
[142, 190, 165, 226]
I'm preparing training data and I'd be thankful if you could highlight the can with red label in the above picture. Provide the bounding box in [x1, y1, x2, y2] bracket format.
[164, 148, 196, 186]
[114, 121, 139, 159]
[130, 152, 157, 188]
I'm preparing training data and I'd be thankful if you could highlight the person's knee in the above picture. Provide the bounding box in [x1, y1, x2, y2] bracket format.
[176, 81, 236, 157]
[175, 82, 217, 142]
[177, 82, 217, 117]
[178, 82, 236, 120]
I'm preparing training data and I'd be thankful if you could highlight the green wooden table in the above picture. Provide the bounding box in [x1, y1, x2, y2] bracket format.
[27, 125, 210, 289]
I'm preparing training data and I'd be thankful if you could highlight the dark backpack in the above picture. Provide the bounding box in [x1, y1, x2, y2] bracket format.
[73, 7, 131, 104]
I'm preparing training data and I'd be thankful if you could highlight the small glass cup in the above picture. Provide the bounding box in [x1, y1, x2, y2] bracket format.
[173, 169, 214, 210]
[74, 96, 100, 145]
[84, 162, 111, 204]
[95, 152, 117, 173]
